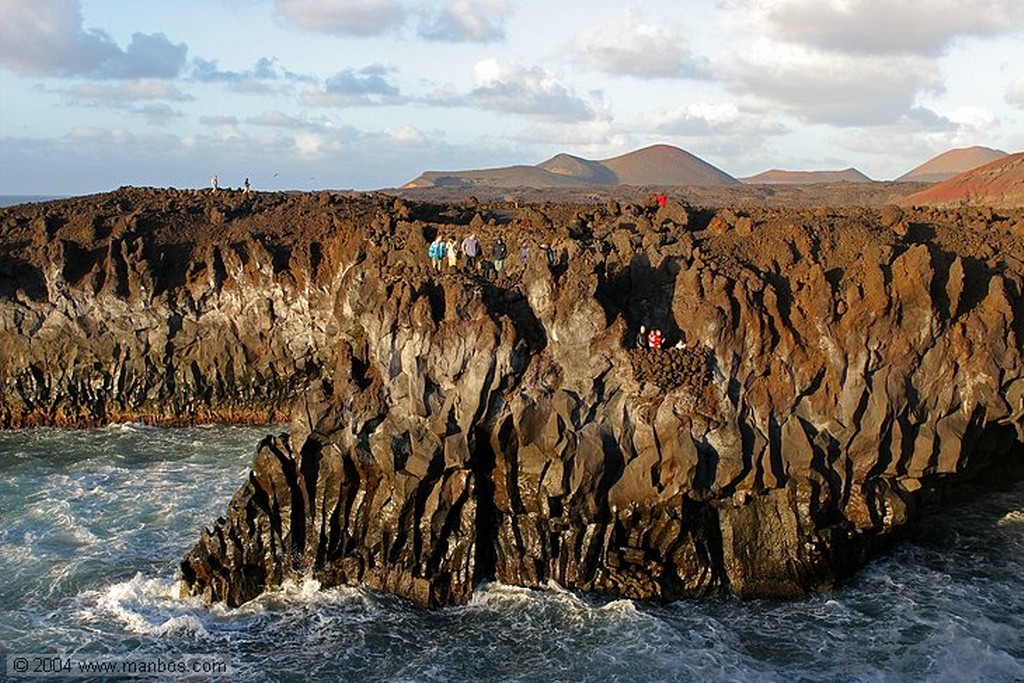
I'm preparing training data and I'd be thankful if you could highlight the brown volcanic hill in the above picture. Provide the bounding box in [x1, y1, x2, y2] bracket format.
[598, 144, 739, 186]
[899, 152, 1024, 207]
[742, 168, 872, 184]
[404, 165, 590, 189]
[536, 153, 617, 184]
[897, 146, 1007, 183]
[403, 144, 738, 189]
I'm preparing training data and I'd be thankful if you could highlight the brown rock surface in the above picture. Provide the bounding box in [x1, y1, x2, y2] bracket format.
[2, 187, 1022, 608]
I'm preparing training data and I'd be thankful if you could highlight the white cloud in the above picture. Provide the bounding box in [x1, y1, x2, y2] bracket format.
[248, 110, 326, 130]
[946, 106, 999, 132]
[199, 115, 239, 127]
[0, 0, 187, 78]
[383, 125, 427, 143]
[721, 42, 943, 126]
[574, 17, 707, 79]
[191, 56, 314, 94]
[1008, 77, 1024, 108]
[274, 0, 405, 35]
[636, 102, 788, 157]
[66, 80, 192, 102]
[418, 0, 511, 42]
[136, 103, 181, 126]
[444, 58, 600, 121]
[835, 104, 1009, 178]
[299, 65, 404, 107]
[513, 119, 625, 148]
[734, 0, 1024, 56]
[647, 102, 785, 135]
[199, 116, 244, 140]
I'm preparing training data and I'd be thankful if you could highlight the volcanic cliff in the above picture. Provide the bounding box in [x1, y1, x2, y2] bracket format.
[1, 188, 1022, 608]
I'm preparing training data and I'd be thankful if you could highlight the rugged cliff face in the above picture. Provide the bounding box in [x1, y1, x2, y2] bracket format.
[0, 189, 362, 426]
[3, 189, 1022, 606]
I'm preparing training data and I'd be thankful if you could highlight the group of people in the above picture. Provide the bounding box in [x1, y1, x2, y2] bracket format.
[428, 233, 510, 275]
[426, 233, 570, 279]
[635, 324, 687, 351]
[209, 175, 252, 195]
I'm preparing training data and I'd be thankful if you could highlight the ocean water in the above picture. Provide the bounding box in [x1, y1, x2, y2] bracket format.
[0, 196, 63, 208]
[0, 425, 1022, 682]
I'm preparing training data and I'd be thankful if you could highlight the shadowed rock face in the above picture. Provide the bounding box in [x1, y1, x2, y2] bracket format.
[2, 188, 1022, 607]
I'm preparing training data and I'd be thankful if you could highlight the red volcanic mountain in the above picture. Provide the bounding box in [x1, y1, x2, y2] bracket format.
[899, 152, 1024, 207]
[403, 144, 739, 189]
[742, 168, 872, 184]
[897, 146, 1007, 183]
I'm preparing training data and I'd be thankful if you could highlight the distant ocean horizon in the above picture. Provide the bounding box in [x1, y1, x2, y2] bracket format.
[0, 195, 64, 208]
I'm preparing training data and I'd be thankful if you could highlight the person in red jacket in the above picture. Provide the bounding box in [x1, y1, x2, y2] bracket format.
[647, 328, 664, 349]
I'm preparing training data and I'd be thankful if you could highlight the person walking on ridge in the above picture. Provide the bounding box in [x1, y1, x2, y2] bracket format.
[493, 236, 507, 276]
[461, 232, 481, 270]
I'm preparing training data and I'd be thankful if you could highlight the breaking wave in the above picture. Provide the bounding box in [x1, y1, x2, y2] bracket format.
[1, 426, 1022, 682]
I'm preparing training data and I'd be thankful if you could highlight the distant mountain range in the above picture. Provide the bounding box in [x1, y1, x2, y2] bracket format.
[404, 144, 740, 189]
[402, 144, 1016, 192]
[741, 168, 872, 185]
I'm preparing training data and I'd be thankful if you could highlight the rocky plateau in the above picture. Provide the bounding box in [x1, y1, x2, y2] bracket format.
[1, 187, 1022, 608]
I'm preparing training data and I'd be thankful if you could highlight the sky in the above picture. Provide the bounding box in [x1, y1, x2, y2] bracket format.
[1, 0, 1023, 195]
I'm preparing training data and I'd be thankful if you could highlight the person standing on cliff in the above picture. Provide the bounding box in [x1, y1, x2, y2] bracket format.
[636, 324, 648, 349]
[493, 236, 507, 276]
[445, 236, 458, 270]
[210, 175, 219, 193]
[428, 236, 445, 272]
[461, 232, 480, 271]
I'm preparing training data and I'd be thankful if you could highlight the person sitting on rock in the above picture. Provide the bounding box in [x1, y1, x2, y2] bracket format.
[647, 327, 664, 350]
[636, 325, 648, 349]
[461, 232, 480, 270]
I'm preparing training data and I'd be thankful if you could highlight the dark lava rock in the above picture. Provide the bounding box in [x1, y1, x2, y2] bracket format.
[2, 188, 1022, 606]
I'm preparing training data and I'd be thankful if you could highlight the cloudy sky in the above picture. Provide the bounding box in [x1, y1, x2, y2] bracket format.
[1, 0, 1022, 195]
